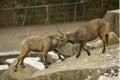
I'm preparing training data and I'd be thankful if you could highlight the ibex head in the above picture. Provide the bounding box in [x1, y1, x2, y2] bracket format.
[56, 25, 70, 45]
[56, 25, 76, 45]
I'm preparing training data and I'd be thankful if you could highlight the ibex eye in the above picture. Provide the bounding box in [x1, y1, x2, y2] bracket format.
[60, 36, 63, 38]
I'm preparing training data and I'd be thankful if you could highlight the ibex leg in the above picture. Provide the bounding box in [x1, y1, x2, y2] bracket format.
[43, 50, 48, 68]
[99, 36, 106, 53]
[83, 47, 91, 56]
[105, 33, 109, 44]
[14, 55, 24, 72]
[19, 51, 30, 68]
[76, 41, 86, 58]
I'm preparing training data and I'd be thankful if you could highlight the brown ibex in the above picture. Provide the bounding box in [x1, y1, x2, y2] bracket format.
[57, 18, 109, 58]
[14, 35, 65, 72]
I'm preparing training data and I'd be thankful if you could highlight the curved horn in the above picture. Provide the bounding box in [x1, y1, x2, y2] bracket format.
[56, 25, 64, 36]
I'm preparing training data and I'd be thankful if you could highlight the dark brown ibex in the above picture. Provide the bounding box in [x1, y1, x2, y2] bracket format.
[57, 18, 109, 58]
[14, 35, 65, 72]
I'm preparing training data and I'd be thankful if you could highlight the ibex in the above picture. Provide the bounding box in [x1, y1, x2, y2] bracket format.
[57, 18, 109, 58]
[14, 35, 65, 72]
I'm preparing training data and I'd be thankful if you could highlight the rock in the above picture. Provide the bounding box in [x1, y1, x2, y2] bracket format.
[38, 52, 57, 64]
[86, 32, 119, 49]
[61, 43, 79, 57]
[39, 51, 65, 64]
[0, 70, 5, 76]
[0, 65, 9, 71]
[47, 52, 59, 63]
[29, 44, 119, 80]
[107, 32, 119, 45]
[103, 10, 119, 36]
[0, 63, 38, 80]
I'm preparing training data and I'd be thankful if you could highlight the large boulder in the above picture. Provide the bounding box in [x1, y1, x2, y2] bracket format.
[0, 63, 38, 80]
[61, 43, 79, 57]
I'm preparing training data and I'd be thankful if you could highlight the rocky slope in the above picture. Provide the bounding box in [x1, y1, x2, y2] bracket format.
[30, 45, 119, 80]
[0, 44, 119, 80]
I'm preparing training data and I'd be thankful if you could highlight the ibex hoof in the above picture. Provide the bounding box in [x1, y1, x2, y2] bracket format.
[102, 50, 105, 53]
[76, 55, 79, 58]
[61, 58, 65, 61]
[88, 53, 91, 56]
[13, 66, 17, 72]
[14, 68, 17, 72]
[21, 65, 25, 68]
[88, 54, 90, 56]
[45, 65, 48, 68]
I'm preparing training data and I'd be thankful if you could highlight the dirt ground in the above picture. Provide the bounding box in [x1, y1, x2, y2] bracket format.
[0, 21, 85, 52]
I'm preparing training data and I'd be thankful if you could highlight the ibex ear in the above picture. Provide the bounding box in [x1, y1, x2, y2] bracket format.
[54, 36, 64, 41]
